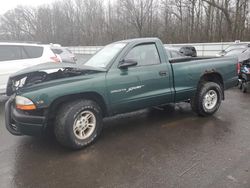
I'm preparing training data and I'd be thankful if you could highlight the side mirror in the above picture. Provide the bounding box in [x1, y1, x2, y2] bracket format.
[118, 59, 138, 69]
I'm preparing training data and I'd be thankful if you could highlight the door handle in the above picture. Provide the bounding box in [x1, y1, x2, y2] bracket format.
[159, 71, 168, 76]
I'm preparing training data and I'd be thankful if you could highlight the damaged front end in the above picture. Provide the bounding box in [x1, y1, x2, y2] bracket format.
[6, 64, 106, 96]
[5, 64, 106, 136]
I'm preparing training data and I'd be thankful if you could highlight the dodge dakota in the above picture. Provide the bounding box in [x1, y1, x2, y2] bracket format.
[5, 38, 238, 149]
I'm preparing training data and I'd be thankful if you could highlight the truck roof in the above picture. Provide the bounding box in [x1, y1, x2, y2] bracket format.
[116, 37, 160, 44]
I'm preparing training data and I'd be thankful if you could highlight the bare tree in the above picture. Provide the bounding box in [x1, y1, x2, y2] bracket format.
[0, 0, 249, 45]
[120, 0, 155, 37]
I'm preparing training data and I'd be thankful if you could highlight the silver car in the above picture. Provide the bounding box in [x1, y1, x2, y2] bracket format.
[224, 47, 250, 63]
[217, 43, 250, 57]
[51, 47, 77, 63]
[164, 47, 186, 59]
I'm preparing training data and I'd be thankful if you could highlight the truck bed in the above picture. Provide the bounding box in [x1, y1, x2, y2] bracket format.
[169, 56, 218, 64]
[170, 56, 238, 102]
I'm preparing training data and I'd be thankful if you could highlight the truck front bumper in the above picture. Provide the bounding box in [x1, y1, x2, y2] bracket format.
[5, 96, 46, 136]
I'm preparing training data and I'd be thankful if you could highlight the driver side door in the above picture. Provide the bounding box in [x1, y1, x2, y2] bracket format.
[106, 43, 173, 115]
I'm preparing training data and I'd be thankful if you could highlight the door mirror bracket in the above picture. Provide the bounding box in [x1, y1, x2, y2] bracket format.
[118, 59, 138, 69]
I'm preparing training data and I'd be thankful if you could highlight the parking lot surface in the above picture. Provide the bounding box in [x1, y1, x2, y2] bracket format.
[0, 88, 250, 188]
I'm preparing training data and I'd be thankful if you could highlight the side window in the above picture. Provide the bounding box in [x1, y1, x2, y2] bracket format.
[51, 48, 63, 54]
[23, 46, 43, 58]
[20, 47, 29, 59]
[124, 44, 160, 66]
[0, 45, 22, 61]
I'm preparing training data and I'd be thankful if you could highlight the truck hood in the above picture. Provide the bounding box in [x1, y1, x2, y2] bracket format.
[7, 63, 106, 96]
[11, 62, 106, 77]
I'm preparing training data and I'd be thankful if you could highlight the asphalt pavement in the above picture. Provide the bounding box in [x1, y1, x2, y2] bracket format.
[0, 88, 250, 188]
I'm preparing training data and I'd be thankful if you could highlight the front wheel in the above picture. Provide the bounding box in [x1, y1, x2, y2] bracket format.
[54, 100, 103, 150]
[191, 82, 223, 116]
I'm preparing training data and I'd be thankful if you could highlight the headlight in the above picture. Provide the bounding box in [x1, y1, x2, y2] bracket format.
[15, 96, 36, 110]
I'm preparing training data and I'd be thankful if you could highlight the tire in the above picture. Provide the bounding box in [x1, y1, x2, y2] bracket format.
[54, 99, 103, 150]
[191, 82, 222, 117]
[242, 82, 247, 93]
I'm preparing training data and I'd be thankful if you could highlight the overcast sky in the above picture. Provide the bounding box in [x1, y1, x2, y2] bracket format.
[0, 0, 57, 14]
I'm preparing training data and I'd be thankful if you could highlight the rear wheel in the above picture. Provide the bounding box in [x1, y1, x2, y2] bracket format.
[191, 82, 222, 116]
[54, 100, 103, 150]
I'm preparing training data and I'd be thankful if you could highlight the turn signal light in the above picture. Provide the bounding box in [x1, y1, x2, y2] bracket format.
[16, 104, 36, 110]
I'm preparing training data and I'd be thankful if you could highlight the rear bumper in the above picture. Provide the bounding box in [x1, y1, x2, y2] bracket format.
[5, 97, 46, 136]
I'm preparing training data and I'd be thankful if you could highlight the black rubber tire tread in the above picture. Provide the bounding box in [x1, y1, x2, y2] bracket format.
[54, 99, 103, 150]
[191, 82, 222, 117]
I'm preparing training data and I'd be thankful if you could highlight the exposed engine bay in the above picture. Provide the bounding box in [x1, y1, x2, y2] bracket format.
[6, 67, 105, 96]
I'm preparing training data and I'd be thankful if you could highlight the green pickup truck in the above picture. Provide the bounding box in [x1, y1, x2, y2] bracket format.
[5, 38, 238, 149]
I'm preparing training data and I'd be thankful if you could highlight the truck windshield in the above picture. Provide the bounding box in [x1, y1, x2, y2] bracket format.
[85, 43, 127, 68]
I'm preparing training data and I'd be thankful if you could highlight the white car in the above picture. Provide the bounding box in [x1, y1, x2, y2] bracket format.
[0, 42, 61, 94]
